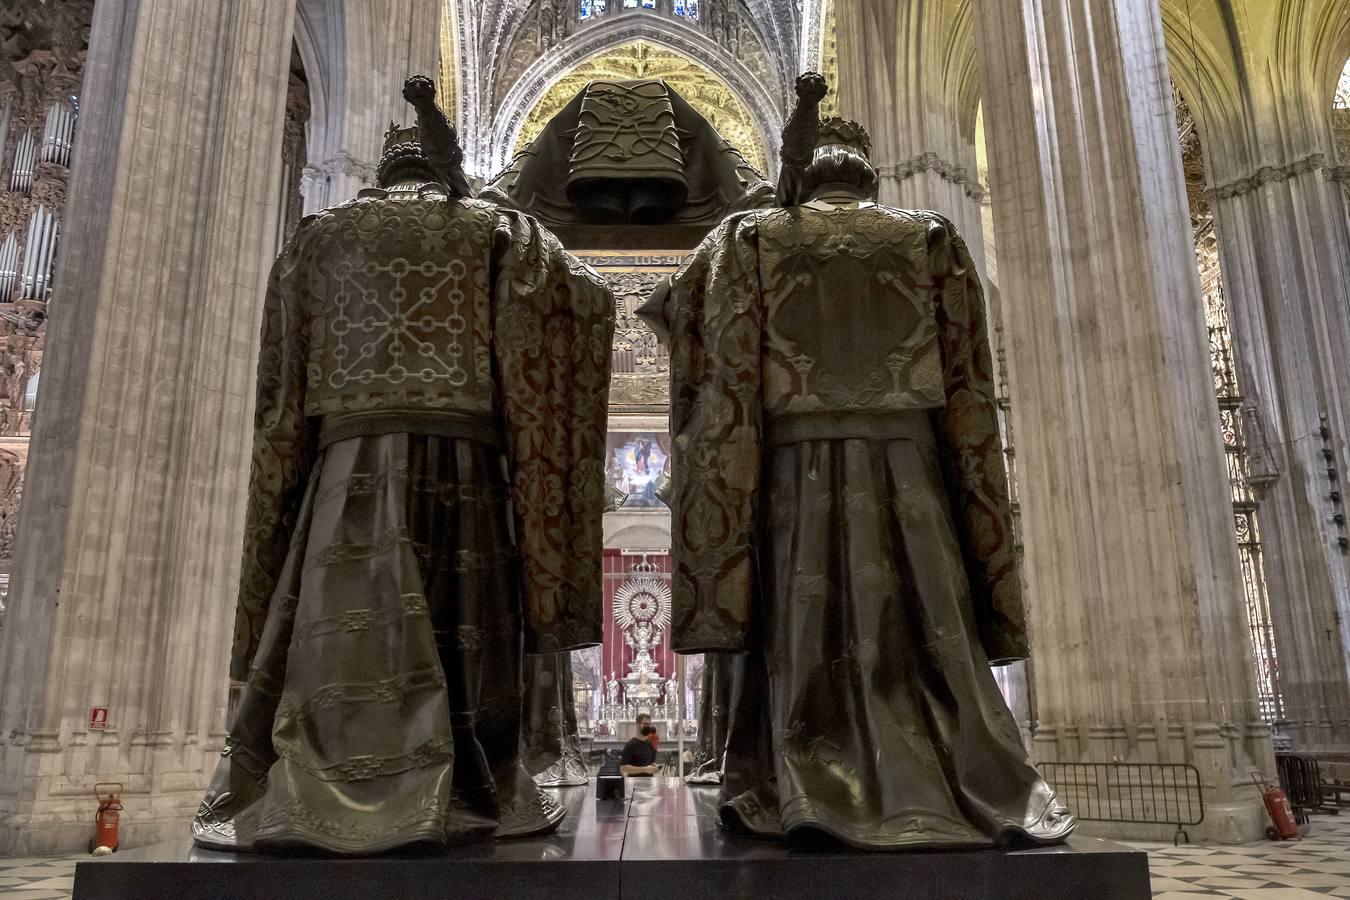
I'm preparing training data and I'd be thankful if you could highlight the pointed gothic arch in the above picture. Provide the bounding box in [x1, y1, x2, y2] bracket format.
[487, 17, 781, 175]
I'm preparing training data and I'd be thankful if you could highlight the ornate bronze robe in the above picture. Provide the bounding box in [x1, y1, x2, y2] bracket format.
[685, 652, 738, 784]
[195, 187, 613, 854]
[639, 204, 1073, 849]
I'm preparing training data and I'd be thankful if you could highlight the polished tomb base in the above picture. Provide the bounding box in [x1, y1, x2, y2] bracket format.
[73, 778, 1150, 899]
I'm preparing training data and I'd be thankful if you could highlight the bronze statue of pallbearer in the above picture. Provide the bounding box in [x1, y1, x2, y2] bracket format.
[639, 73, 1076, 850]
[192, 76, 614, 855]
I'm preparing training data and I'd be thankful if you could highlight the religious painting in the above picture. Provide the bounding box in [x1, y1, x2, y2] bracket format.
[605, 431, 670, 509]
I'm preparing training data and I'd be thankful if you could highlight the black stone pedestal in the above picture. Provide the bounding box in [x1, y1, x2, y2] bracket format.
[73, 778, 1151, 900]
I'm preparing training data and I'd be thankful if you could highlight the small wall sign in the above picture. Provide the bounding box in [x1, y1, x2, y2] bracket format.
[89, 707, 108, 731]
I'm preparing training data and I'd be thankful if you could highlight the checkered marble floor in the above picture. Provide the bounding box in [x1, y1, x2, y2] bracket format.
[1123, 813, 1350, 898]
[0, 815, 1347, 898]
[0, 853, 82, 899]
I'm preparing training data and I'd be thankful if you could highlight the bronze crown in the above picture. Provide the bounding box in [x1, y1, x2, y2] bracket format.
[382, 122, 420, 155]
[815, 116, 872, 159]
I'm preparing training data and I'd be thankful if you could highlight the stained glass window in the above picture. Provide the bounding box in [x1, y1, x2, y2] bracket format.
[580, 0, 607, 17]
[1335, 57, 1350, 109]
[675, 0, 699, 17]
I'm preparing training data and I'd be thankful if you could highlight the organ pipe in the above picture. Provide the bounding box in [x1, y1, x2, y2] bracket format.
[9, 129, 35, 193]
[0, 235, 18, 301]
[40, 100, 75, 167]
[20, 207, 58, 301]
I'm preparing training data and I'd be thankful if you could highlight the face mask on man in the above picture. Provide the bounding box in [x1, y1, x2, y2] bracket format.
[640, 725, 655, 736]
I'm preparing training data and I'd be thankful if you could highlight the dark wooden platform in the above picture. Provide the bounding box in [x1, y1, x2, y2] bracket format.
[73, 778, 1151, 899]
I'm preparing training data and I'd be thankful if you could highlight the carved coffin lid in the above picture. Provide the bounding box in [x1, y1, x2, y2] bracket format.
[482, 79, 772, 233]
[567, 80, 688, 224]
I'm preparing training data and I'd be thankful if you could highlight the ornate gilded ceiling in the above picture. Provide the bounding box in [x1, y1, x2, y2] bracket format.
[514, 39, 769, 172]
[450, 0, 798, 174]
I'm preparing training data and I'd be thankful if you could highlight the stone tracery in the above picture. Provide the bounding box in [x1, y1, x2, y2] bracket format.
[452, 0, 790, 175]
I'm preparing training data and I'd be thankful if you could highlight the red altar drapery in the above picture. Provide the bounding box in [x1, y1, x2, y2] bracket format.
[601, 549, 675, 689]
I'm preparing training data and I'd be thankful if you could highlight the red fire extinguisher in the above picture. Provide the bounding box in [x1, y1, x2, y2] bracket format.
[90, 782, 123, 855]
[1252, 773, 1299, 841]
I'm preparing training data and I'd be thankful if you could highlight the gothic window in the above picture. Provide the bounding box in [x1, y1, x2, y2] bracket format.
[1335, 57, 1350, 173]
[39, 98, 77, 167]
[581, 0, 697, 24]
[0, 235, 18, 302]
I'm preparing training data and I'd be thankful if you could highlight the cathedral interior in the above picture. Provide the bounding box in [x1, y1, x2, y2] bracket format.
[1, 0, 1350, 897]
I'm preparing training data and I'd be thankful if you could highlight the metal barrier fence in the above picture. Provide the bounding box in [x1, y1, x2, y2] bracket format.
[1038, 761, 1205, 845]
[1276, 752, 1322, 822]
[1278, 751, 1350, 817]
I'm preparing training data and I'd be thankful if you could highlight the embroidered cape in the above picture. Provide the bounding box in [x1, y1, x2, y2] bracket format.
[230, 195, 614, 680]
[638, 205, 1027, 663]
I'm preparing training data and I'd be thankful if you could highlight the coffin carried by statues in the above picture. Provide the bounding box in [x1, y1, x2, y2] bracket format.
[73, 73, 1155, 900]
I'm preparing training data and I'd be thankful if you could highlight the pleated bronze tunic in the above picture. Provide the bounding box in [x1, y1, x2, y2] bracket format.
[639, 203, 1075, 850]
[193, 188, 613, 854]
[686, 652, 737, 784]
[521, 652, 589, 787]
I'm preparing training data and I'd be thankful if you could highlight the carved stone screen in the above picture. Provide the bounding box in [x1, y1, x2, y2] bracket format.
[575, 250, 683, 414]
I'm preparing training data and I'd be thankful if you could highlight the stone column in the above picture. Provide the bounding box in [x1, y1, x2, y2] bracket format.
[1171, 44, 1350, 749]
[834, 0, 986, 270]
[837, 1, 1036, 720]
[0, 0, 295, 855]
[301, 0, 442, 212]
[1205, 159, 1350, 749]
[974, 0, 1272, 842]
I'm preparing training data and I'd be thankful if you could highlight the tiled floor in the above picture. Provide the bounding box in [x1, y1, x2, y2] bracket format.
[0, 853, 82, 899]
[1122, 813, 1350, 898]
[0, 815, 1346, 898]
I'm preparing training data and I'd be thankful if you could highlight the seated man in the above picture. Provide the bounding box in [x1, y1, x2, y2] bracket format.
[619, 714, 660, 776]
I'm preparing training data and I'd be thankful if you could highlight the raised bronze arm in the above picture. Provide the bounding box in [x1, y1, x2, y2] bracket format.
[402, 75, 474, 199]
[776, 72, 828, 207]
